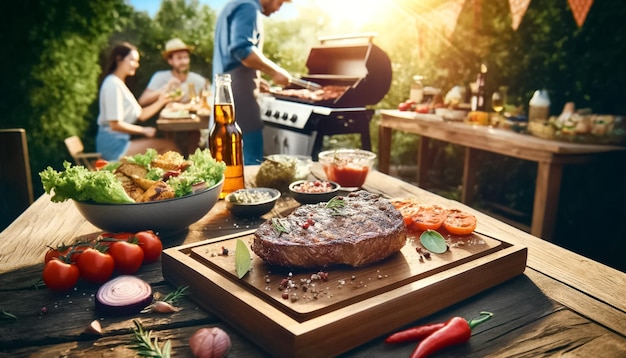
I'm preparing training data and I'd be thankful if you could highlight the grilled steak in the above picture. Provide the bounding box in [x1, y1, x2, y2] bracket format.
[252, 190, 407, 268]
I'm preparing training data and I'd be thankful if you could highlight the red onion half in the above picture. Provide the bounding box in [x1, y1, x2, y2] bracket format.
[95, 275, 153, 315]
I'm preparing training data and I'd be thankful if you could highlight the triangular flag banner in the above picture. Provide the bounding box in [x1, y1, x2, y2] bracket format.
[568, 0, 594, 27]
[431, 0, 466, 38]
[509, 0, 531, 31]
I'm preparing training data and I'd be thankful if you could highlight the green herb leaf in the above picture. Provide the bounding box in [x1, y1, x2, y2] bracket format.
[129, 320, 171, 358]
[420, 230, 448, 254]
[325, 196, 345, 215]
[272, 218, 290, 234]
[160, 286, 188, 305]
[0, 310, 17, 321]
[235, 239, 251, 279]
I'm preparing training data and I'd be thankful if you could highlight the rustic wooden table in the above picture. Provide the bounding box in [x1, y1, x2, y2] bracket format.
[1, 164, 625, 357]
[378, 109, 626, 241]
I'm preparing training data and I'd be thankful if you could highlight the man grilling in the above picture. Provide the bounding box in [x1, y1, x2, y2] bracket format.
[213, 0, 292, 165]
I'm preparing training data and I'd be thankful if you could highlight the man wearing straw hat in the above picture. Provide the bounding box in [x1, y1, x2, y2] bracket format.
[139, 38, 207, 106]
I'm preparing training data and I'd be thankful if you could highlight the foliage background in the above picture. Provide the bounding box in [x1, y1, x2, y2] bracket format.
[1, 0, 625, 271]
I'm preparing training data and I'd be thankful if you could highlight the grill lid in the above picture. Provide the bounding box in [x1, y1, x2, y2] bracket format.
[275, 33, 392, 108]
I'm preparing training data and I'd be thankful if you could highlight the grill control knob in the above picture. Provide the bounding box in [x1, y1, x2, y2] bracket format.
[264, 109, 272, 117]
[273, 111, 280, 119]
[290, 114, 298, 123]
[281, 113, 289, 120]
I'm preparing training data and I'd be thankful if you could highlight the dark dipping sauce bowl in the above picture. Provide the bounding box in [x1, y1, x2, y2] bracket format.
[289, 180, 341, 205]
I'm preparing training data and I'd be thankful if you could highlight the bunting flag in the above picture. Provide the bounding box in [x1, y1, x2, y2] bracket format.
[431, 0, 466, 38]
[568, 0, 594, 27]
[508, 0, 531, 30]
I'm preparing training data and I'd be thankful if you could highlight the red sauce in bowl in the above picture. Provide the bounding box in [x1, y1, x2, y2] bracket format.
[324, 164, 369, 188]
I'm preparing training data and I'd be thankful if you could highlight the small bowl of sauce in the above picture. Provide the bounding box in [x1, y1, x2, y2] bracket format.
[289, 180, 340, 205]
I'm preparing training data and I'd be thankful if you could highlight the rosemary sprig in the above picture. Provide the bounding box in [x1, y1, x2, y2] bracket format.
[272, 218, 291, 234]
[129, 320, 171, 358]
[325, 196, 346, 215]
[160, 286, 188, 305]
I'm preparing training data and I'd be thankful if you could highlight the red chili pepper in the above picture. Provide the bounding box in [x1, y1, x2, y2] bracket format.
[410, 311, 493, 358]
[384, 322, 446, 344]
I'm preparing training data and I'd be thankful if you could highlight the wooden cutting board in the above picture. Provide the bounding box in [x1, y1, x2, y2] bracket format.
[162, 229, 527, 357]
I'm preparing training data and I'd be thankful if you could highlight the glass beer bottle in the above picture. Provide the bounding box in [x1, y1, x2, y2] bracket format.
[209, 74, 244, 199]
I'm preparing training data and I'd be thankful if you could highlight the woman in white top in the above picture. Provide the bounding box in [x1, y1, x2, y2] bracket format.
[96, 42, 179, 160]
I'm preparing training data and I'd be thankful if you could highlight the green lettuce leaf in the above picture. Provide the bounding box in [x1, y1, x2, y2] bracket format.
[40, 161, 135, 204]
[167, 148, 226, 197]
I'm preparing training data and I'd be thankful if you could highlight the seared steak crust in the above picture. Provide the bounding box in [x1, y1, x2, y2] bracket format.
[252, 190, 407, 268]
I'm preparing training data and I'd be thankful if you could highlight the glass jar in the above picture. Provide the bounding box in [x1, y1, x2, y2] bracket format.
[409, 75, 424, 103]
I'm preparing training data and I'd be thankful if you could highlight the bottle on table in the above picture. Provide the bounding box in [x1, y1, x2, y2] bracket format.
[409, 75, 424, 103]
[471, 63, 487, 111]
[209, 74, 244, 199]
[528, 89, 550, 123]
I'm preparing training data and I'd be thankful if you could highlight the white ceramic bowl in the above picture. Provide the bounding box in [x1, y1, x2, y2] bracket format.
[225, 187, 281, 218]
[73, 176, 223, 236]
[318, 149, 376, 188]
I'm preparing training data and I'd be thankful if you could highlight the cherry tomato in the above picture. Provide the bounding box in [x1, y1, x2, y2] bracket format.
[99, 232, 134, 247]
[44, 245, 70, 264]
[94, 159, 108, 170]
[108, 241, 144, 274]
[66, 242, 93, 263]
[135, 230, 163, 263]
[443, 209, 477, 236]
[45, 242, 91, 264]
[415, 104, 430, 113]
[42, 259, 80, 291]
[76, 248, 114, 283]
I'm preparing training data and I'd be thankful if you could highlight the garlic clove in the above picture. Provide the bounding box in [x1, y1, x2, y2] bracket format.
[148, 301, 180, 313]
[83, 319, 104, 336]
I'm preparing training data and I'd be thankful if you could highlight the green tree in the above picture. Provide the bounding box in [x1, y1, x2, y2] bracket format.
[0, 0, 132, 200]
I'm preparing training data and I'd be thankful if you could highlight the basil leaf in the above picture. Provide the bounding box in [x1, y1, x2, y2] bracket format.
[235, 239, 251, 279]
[420, 230, 448, 254]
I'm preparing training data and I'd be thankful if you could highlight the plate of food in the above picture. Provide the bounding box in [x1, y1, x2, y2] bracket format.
[160, 107, 192, 119]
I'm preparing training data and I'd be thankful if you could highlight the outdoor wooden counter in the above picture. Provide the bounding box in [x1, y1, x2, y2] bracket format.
[378, 109, 626, 241]
[1, 164, 625, 357]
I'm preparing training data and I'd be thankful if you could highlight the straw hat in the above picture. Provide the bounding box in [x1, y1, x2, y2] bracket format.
[162, 38, 194, 59]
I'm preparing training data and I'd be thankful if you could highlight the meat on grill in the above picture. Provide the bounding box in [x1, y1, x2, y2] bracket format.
[273, 85, 349, 102]
[252, 190, 407, 268]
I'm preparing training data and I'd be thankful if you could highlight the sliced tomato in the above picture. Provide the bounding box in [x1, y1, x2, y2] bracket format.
[443, 209, 477, 236]
[391, 199, 423, 226]
[94, 159, 108, 170]
[409, 205, 447, 231]
[391, 200, 447, 231]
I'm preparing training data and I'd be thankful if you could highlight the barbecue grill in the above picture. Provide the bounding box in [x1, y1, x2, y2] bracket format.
[261, 33, 392, 160]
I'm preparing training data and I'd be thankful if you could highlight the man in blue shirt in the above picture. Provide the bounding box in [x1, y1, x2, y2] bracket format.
[213, 0, 292, 165]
